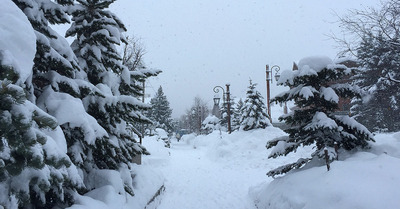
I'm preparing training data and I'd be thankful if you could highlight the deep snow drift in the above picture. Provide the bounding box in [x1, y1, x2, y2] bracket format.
[250, 131, 400, 209]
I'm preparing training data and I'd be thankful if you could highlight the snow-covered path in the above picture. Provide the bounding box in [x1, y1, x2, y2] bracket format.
[156, 142, 256, 209]
[142, 128, 311, 209]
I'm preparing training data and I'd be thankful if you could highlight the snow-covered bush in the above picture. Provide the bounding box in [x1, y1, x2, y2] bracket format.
[201, 115, 221, 134]
[155, 128, 170, 148]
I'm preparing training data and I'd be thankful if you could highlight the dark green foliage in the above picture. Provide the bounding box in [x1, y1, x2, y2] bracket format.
[351, 34, 400, 132]
[338, 0, 400, 132]
[0, 63, 78, 208]
[267, 57, 374, 177]
[66, 0, 152, 196]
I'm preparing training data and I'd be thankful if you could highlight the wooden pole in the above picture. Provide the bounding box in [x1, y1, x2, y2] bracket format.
[226, 84, 232, 134]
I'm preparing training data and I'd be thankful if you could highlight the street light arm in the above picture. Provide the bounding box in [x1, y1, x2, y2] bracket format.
[271, 65, 281, 78]
[213, 86, 225, 95]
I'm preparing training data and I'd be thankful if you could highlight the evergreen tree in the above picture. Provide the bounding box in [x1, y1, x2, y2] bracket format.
[0, 50, 81, 208]
[232, 98, 244, 131]
[147, 86, 173, 133]
[12, 0, 82, 99]
[13, 0, 121, 199]
[338, 0, 400, 132]
[266, 56, 375, 177]
[239, 81, 270, 131]
[66, 0, 149, 195]
[351, 33, 400, 132]
[2, 1, 84, 207]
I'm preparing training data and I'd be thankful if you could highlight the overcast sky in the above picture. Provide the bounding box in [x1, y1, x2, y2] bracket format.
[109, 0, 378, 118]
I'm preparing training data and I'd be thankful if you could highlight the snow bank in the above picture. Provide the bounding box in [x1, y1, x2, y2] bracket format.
[180, 127, 313, 171]
[0, 0, 36, 83]
[66, 134, 167, 209]
[142, 135, 171, 166]
[250, 132, 400, 209]
[68, 164, 165, 209]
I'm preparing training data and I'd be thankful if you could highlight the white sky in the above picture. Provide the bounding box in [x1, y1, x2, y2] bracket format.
[110, 0, 378, 118]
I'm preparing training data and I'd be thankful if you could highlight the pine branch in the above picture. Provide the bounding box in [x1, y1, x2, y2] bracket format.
[267, 158, 311, 178]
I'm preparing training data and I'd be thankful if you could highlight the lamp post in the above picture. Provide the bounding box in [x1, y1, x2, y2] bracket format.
[212, 94, 221, 118]
[266, 65, 281, 123]
[213, 84, 232, 134]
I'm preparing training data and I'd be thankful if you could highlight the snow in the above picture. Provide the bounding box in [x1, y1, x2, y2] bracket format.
[305, 112, 338, 130]
[299, 85, 317, 100]
[0, 0, 36, 84]
[140, 127, 314, 209]
[63, 123, 400, 209]
[68, 139, 166, 209]
[298, 56, 333, 73]
[251, 131, 400, 209]
[320, 86, 339, 103]
[155, 128, 168, 139]
[37, 87, 109, 144]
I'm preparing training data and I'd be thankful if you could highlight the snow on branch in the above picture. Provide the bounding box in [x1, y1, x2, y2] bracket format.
[266, 158, 311, 178]
[304, 112, 338, 131]
[268, 139, 299, 158]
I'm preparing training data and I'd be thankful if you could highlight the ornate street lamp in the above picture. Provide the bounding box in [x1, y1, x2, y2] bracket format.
[266, 65, 281, 123]
[213, 84, 232, 134]
[213, 94, 221, 106]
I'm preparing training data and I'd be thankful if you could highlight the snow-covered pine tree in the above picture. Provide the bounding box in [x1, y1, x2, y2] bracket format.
[0, 4, 83, 206]
[147, 86, 173, 133]
[232, 98, 244, 131]
[337, 0, 400, 132]
[12, 0, 83, 98]
[266, 56, 375, 177]
[0, 63, 81, 209]
[239, 81, 270, 131]
[351, 33, 400, 132]
[66, 0, 150, 195]
[13, 0, 117, 199]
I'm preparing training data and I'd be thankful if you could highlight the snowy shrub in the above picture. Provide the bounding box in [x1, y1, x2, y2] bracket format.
[201, 115, 221, 134]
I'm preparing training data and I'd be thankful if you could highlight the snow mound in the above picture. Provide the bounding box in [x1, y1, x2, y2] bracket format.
[183, 127, 313, 171]
[142, 135, 171, 166]
[0, 0, 36, 83]
[250, 132, 400, 209]
[68, 164, 165, 209]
